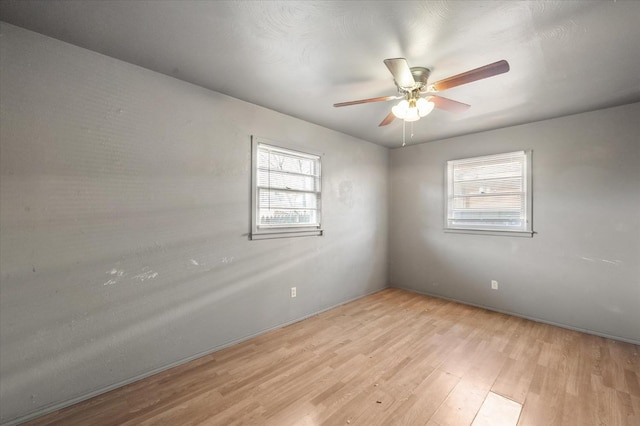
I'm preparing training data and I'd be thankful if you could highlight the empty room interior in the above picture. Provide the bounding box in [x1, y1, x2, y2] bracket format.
[1, 1, 639, 425]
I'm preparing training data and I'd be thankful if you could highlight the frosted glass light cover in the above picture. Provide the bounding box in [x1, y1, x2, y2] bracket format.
[417, 98, 435, 117]
[404, 107, 420, 121]
[392, 100, 409, 118]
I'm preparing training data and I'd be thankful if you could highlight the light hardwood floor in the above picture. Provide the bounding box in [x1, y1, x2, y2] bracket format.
[26, 288, 640, 425]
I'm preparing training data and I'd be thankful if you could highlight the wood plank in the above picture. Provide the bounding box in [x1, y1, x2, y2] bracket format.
[382, 368, 460, 425]
[471, 391, 521, 426]
[23, 288, 640, 426]
[428, 381, 488, 426]
[491, 341, 541, 404]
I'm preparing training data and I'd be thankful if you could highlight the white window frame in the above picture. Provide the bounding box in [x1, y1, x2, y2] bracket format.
[445, 150, 533, 237]
[250, 136, 323, 240]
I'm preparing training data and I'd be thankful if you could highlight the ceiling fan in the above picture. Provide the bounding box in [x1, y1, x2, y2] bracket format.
[334, 58, 510, 127]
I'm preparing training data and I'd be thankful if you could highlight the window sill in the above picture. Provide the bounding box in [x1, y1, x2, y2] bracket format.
[444, 228, 534, 237]
[250, 229, 323, 240]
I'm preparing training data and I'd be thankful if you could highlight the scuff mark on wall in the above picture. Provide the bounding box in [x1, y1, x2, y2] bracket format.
[102, 267, 160, 285]
[338, 181, 355, 208]
[103, 268, 125, 286]
[109, 269, 125, 277]
[190, 259, 199, 266]
[133, 268, 158, 281]
[577, 256, 623, 266]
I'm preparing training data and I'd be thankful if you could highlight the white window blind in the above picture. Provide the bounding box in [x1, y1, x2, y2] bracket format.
[251, 137, 322, 239]
[446, 151, 532, 235]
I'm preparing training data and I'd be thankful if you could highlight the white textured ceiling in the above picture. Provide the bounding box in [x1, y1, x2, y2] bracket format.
[1, 0, 639, 148]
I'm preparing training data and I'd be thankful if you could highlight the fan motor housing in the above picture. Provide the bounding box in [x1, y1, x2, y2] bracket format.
[409, 67, 431, 91]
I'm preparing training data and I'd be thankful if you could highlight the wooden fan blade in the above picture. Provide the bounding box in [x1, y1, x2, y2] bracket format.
[333, 95, 400, 107]
[430, 95, 471, 113]
[378, 111, 396, 127]
[384, 58, 416, 88]
[431, 60, 510, 92]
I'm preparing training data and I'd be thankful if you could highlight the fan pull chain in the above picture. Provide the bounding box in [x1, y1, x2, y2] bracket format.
[401, 120, 416, 147]
[402, 119, 406, 147]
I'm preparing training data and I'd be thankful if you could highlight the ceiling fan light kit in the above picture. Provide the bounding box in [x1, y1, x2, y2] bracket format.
[333, 58, 510, 144]
[392, 97, 435, 121]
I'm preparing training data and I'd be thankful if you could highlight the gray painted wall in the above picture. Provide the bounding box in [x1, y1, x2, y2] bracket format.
[2, 20, 639, 426]
[0, 23, 388, 424]
[389, 102, 640, 344]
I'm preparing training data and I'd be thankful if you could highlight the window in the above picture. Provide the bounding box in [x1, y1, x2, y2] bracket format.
[445, 150, 532, 236]
[251, 136, 322, 240]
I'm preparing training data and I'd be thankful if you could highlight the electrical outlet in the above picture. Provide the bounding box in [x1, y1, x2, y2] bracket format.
[291, 287, 297, 298]
[491, 280, 499, 290]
